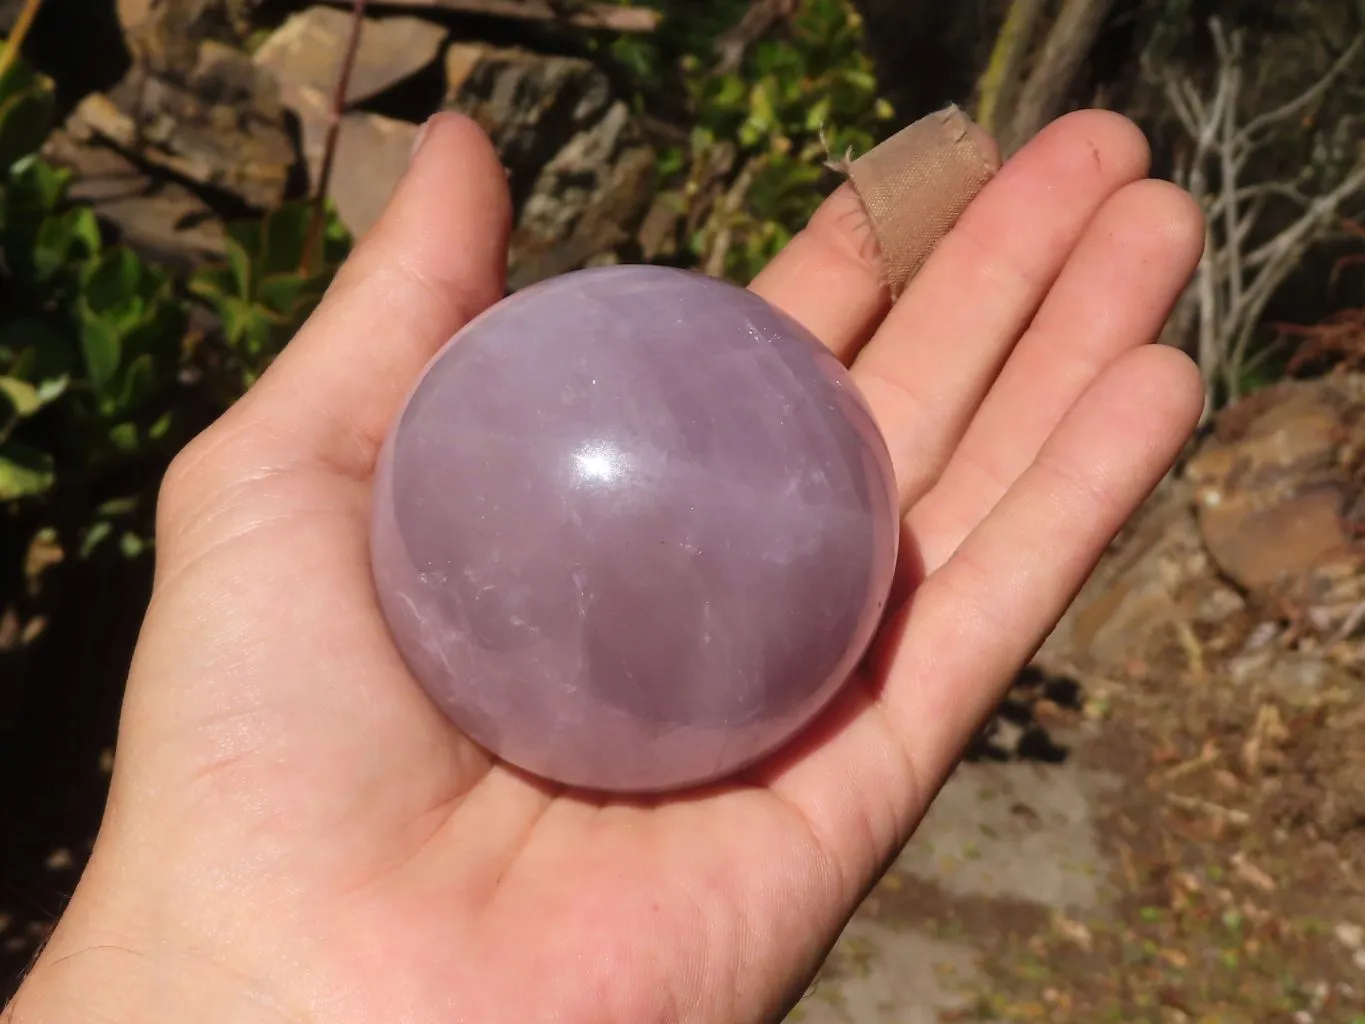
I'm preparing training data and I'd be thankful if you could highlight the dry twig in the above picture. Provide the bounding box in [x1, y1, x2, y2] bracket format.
[0, 0, 45, 83]
[1000, 0, 1116, 155]
[303, 0, 368, 273]
[973, 0, 1047, 139]
[712, 0, 797, 76]
[1150, 19, 1365, 411]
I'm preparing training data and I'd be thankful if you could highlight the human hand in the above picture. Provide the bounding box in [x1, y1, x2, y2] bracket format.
[6, 109, 1204, 1024]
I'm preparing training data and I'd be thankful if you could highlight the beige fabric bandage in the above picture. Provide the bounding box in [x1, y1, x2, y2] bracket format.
[835, 104, 1001, 298]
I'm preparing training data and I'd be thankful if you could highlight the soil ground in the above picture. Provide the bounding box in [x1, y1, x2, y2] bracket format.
[791, 648, 1365, 1023]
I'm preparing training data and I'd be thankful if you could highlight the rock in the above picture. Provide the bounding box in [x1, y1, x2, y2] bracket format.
[1227, 649, 1360, 708]
[507, 101, 655, 289]
[65, 40, 295, 209]
[1046, 375, 1365, 672]
[310, 0, 661, 33]
[253, 7, 448, 108]
[1186, 375, 1365, 634]
[286, 84, 420, 238]
[116, 0, 257, 76]
[444, 43, 655, 288]
[1335, 922, 1364, 951]
[445, 44, 611, 199]
[41, 130, 225, 270]
[249, 7, 447, 238]
[1043, 476, 1245, 669]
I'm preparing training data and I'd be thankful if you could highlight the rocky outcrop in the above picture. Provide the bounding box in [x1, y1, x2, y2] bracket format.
[115, 0, 257, 75]
[1045, 373, 1365, 673]
[41, 130, 226, 270]
[251, 6, 450, 238]
[40, 2, 658, 281]
[63, 37, 295, 210]
[444, 43, 655, 288]
[253, 6, 449, 108]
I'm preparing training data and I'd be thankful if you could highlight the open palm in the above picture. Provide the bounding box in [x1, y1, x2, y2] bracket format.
[10, 110, 1204, 1024]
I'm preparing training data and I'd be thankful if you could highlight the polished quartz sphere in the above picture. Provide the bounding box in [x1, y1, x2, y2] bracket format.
[370, 264, 899, 793]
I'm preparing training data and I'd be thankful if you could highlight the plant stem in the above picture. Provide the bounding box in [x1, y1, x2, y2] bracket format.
[302, 0, 368, 274]
[973, 0, 1045, 136]
[0, 0, 45, 85]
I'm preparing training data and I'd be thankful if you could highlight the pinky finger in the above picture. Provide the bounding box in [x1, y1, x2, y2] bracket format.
[874, 344, 1205, 794]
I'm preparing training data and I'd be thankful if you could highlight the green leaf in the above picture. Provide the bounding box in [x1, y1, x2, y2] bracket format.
[114, 352, 155, 413]
[95, 494, 139, 517]
[6, 154, 70, 211]
[118, 531, 146, 559]
[107, 421, 138, 453]
[0, 374, 34, 409]
[79, 519, 113, 558]
[0, 374, 65, 417]
[258, 201, 313, 278]
[255, 272, 311, 319]
[188, 262, 238, 303]
[0, 317, 76, 383]
[0, 62, 55, 168]
[81, 248, 144, 317]
[79, 313, 122, 393]
[223, 216, 264, 265]
[69, 205, 103, 256]
[0, 439, 55, 499]
[214, 295, 261, 347]
[225, 237, 252, 299]
[31, 207, 98, 283]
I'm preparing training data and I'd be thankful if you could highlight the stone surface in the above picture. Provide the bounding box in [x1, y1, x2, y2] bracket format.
[899, 761, 1118, 911]
[792, 923, 983, 1024]
[1043, 476, 1243, 669]
[66, 40, 294, 208]
[507, 101, 656, 290]
[1047, 374, 1365, 668]
[1184, 375, 1365, 634]
[445, 43, 656, 289]
[312, 0, 661, 33]
[42, 130, 225, 269]
[116, 0, 257, 76]
[371, 264, 899, 792]
[251, 8, 442, 238]
[284, 84, 421, 238]
[253, 7, 448, 108]
[789, 761, 1116, 1022]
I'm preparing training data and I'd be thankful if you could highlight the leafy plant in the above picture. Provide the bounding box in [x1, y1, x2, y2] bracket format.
[0, 32, 54, 170]
[0, 154, 187, 505]
[605, 0, 894, 283]
[189, 199, 351, 388]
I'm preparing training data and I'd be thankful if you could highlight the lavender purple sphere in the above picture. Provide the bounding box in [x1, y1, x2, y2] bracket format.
[370, 264, 899, 793]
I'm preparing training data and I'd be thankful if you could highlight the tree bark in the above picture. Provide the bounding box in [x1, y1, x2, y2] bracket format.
[973, 0, 1046, 138]
[1001, 0, 1116, 155]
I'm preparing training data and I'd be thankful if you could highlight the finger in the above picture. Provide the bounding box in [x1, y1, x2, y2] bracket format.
[879, 345, 1204, 781]
[224, 113, 513, 481]
[746, 184, 893, 363]
[765, 344, 1204, 885]
[848, 109, 1152, 510]
[748, 118, 1001, 366]
[906, 178, 1205, 571]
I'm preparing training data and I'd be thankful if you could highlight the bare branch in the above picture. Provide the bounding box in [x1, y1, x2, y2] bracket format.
[1154, 17, 1365, 409]
[0, 0, 45, 84]
[1239, 34, 1365, 143]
